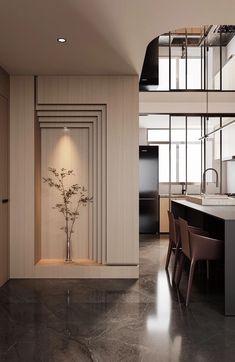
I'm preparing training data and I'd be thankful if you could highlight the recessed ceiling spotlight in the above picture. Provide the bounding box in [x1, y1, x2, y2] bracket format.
[64, 127, 69, 131]
[57, 37, 67, 44]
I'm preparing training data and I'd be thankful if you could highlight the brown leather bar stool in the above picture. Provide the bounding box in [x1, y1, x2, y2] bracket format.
[165, 211, 180, 277]
[176, 217, 223, 306]
[166, 211, 206, 283]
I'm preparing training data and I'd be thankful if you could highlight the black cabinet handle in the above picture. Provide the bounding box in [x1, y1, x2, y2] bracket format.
[2, 199, 8, 204]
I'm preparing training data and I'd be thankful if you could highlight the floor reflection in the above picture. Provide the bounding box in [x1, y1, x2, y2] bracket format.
[65, 289, 72, 337]
[147, 270, 171, 332]
[146, 270, 182, 361]
[0, 237, 232, 362]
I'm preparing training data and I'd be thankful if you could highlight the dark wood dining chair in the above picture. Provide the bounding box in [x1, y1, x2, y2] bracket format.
[176, 217, 223, 306]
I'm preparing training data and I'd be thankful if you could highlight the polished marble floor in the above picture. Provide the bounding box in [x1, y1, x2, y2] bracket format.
[0, 236, 234, 362]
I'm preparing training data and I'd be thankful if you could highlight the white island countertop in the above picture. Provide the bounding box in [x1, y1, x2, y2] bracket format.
[172, 199, 235, 221]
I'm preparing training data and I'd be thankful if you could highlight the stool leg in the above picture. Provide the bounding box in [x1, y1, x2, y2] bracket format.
[172, 242, 180, 284]
[206, 260, 210, 280]
[175, 253, 185, 288]
[186, 259, 196, 307]
[165, 239, 173, 269]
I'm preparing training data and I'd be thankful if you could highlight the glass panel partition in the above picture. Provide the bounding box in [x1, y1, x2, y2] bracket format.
[203, 117, 221, 193]
[148, 129, 169, 142]
[222, 117, 235, 159]
[158, 35, 170, 90]
[142, 25, 235, 91]
[187, 117, 201, 194]
[144, 113, 232, 196]
[145, 114, 170, 184]
[209, 46, 221, 90]
[222, 33, 235, 90]
[170, 117, 186, 183]
[187, 46, 202, 89]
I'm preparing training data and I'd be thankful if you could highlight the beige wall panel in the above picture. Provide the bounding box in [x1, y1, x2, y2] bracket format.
[106, 77, 139, 264]
[0, 203, 8, 286]
[10, 76, 35, 277]
[37, 76, 123, 104]
[0, 95, 9, 286]
[10, 75, 138, 278]
[37, 76, 139, 265]
[0, 97, 9, 197]
[41, 128, 90, 260]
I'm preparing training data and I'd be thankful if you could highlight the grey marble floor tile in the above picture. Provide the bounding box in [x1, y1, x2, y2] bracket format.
[0, 238, 232, 362]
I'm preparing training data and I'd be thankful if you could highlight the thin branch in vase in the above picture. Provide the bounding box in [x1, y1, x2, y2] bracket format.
[43, 167, 93, 262]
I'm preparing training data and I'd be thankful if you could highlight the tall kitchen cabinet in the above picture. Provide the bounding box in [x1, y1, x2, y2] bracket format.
[0, 68, 9, 286]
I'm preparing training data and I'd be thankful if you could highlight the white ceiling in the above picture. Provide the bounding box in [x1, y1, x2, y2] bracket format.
[0, 0, 235, 75]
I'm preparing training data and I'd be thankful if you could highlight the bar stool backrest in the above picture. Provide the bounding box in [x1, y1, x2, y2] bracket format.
[179, 217, 191, 259]
[168, 210, 177, 246]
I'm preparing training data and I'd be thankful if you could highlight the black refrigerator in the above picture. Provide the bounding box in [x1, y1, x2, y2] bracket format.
[139, 146, 159, 234]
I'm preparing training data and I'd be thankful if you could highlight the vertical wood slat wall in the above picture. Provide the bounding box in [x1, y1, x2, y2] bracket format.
[38, 112, 105, 264]
[10, 77, 35, 277]
[0, 67, 9, 286]
[37, 76, 139, 265]
[10, 75, 139, 278]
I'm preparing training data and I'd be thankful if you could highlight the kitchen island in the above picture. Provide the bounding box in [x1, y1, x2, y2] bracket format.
[172, 199, 235, 315]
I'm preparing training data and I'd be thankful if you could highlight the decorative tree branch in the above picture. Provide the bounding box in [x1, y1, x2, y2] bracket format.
[43, 167, 92, 261]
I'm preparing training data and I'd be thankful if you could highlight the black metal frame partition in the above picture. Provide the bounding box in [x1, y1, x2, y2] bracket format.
[152, 29, 232, 92]
[145, 113, 235, 208]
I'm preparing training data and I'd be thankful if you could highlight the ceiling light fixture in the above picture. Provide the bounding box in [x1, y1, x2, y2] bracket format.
[57, 37, 67, 44]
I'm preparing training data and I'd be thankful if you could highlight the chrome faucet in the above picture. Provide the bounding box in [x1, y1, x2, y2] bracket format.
[201, 168, 219, 194]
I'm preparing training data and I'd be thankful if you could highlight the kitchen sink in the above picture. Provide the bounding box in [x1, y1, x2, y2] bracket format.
[186, 194, 235, 206]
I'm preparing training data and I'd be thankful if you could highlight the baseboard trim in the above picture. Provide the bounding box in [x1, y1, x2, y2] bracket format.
[10, 265, 139, 279]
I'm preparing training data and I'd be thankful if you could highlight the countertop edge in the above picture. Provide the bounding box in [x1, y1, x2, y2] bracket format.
[172, 199, 235, 221]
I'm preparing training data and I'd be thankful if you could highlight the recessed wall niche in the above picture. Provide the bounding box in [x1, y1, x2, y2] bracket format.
[35, 106, 107, 265]
[41, 127, 90, 260]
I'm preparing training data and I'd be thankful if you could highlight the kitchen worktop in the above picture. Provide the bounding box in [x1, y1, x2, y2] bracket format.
[172, 199, 235, 221]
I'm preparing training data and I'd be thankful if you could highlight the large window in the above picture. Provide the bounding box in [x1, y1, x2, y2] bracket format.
[148, 118, 202, 183]
[187, 118, 202, 183]
[151, 143, 170, 182]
